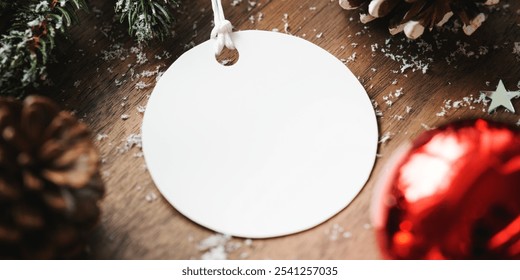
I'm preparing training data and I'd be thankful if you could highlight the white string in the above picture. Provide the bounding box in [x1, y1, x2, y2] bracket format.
[210, 0, 235, 55]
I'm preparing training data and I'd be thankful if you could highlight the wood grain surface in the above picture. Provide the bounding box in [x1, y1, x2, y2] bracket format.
[45, 0, 520, 259]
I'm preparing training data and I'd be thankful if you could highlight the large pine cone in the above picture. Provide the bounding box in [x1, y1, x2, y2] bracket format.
[339, 0, 499, 39]
[0, 96, 104, 259]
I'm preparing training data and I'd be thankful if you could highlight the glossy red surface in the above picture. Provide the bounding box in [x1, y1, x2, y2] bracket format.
[373, 119, 520, 259]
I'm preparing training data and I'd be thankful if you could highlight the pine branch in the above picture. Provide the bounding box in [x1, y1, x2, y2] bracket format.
[0, 0, 87, 95]
[0, 0, 180, 95]
[115, 0, 179, 44]
[0, 1, 10, 10]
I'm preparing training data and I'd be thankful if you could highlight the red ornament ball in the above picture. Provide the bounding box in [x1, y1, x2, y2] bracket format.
[372, 119, 520, 259]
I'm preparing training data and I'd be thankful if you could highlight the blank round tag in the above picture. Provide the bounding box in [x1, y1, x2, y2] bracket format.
[142, 30, 378, 238]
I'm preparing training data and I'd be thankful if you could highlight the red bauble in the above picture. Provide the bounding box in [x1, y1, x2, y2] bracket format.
[372, 119, 520, 259]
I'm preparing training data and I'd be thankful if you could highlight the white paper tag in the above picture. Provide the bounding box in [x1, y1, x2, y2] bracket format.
[142, 30, 378, 238]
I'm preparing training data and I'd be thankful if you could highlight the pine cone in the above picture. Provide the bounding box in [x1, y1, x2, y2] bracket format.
[0, 96, 104, 259]
[339, 0, 499, 39]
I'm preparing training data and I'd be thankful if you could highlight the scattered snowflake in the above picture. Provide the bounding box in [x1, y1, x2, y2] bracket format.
[379, 38, 431, 74]
[137, 105, 146, 113]
[379, 132, 393, 144]
[145, 192, 158, 202]
[198, 234, 230, 251]
[101, 44, 128, 62]
[394, 88, 404, 98]
[135, 81, 150, 90]
[231, 0, 243, 6]
[134, 50, 148, 65]
[247, 1, 257, 11]
[435, 93, 489, 117]
[139, 70, 157, 78]
[201, 245, 227, 260]
[196, 234, 256, 260]
[453, 101, 463, 108]
[257, 12, 264, 21]
[96, 133, 108, 141]
[282, 13, 290, 33]
[117, 133, 142, 154]
[184, 41, 196, 50]
[198, 234, 231, 260]
[436, 107, 448, 117]
[372, 99, 383, 117]
[421, 123, 434, 130]
[325, 223, 347, 241]
[514, 42, 520, 60]
[115, 79, 125, 87]
[346, 52, 357, 63]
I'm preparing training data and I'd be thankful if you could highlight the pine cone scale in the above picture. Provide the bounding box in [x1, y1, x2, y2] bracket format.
[51, 226, 79, 247]
[340, 0, 366, 10]
[12, 205, 44, 229]
[43, 150, 99, 189]
[2, 126, 32, 153]
[38, 139, 65, 162]
[21, 96, 59, 144]
[369, 0, 400, 18]
[0, 178, 20, 199]
[430, 3, 452, 28]
[401, 1, 429, 24]
[44, 113, 90, 143]
[42, 191, 68, 211]
[21, 171, 43, 191]
[0, 95, 104, 259]
[340, 0, 498, 38]
[0, 226, 21, 242]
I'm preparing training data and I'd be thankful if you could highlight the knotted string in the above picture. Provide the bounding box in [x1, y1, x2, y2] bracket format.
[210, 0, 235, 55]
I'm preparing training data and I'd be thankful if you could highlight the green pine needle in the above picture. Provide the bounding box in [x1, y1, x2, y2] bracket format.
[0, 0, 179, 95]
[0, 0, 87, 95]
[115, 0, 179, 44]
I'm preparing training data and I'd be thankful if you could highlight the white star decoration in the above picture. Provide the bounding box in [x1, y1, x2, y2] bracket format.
[483, 80, 520, 114]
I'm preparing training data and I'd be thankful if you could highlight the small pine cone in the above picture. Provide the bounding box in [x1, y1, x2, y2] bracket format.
[0, 96, 104, 259]
[339, 0, 499, 39]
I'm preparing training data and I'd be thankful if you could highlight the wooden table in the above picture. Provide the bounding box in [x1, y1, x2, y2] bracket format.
[47, 0, 520, 259]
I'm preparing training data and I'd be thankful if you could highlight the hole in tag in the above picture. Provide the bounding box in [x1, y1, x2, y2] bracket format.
[215, 47, 239, 66]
